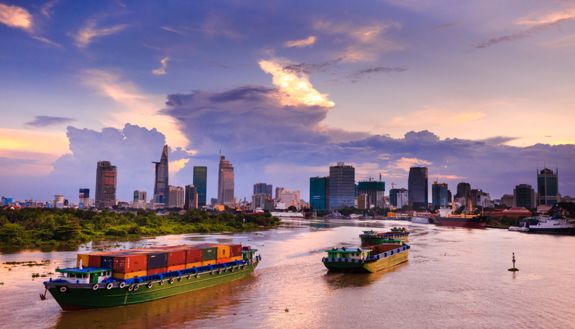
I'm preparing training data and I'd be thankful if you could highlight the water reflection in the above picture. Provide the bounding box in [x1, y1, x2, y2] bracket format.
[323, 262, 408, 289]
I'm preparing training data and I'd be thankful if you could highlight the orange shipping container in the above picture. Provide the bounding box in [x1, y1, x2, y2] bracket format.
[147, 267, 167, 276]
[112, 270, 147, 280]
[76, 254, 90, 267]
[185, 262, 202, 269]
[216, 245, 231, 259]
[167, 264, 186, 272]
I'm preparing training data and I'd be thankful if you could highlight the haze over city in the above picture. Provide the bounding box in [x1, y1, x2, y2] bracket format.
[1, 0, 575, 202]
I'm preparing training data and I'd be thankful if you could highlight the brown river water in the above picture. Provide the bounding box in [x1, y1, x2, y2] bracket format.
[0, 219, 574, 329]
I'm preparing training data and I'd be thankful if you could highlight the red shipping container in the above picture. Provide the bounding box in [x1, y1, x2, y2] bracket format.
[113, 254, 148, 273]
[88, 255, 102, 267]
[167, 249, 187, 266]
[186, 248, 202, 263]
[147, 267, 167, 275]
[230, 244, 243, 257]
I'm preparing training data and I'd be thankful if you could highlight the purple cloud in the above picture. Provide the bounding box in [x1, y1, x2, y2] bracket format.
[26, 116, 75, 127]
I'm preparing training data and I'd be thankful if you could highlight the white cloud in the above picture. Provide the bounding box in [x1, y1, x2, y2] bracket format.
[73, 18, 128, 48]
[152, 56, 170, 76]
[515, 6, 575, 26]
[393, 157, 432, 172]
[284, 35, 317, 48]
[0, 3, 33, 31]
[258, 58, 335, 108]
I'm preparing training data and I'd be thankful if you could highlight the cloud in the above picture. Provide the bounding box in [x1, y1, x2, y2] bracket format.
[393, 157, 432, 172]
[73, 18, 128, 48]
[25, 115, 75, 127]
[349, 66, 408, 82]
[515, 6, 575, 26]
[258, 58, 335, 107]
[284, 35, 317, 48]
[201, 14, 241, 40]
[152, 56, 170, 76]
[0, 3, 33, 31]
[41, 0, 60, 18]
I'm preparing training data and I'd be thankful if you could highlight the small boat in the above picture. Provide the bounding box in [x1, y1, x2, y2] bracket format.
[322, 242, 409, 273]
[525, 216, 575, 235]
[410, 217, 430, 224]
[359, 227, 409, 245]
[508, 225, 529, 232]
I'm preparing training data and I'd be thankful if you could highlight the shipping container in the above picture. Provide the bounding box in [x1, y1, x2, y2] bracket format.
[147, 267, 167, 276]
[216, 245, 231, 259]
[195, 244, 217, 261]
[186, 248, 202, 263]
[229, 255, 243, 262]
[147, 252, 168, 269]
[88, 254, 102, 268]
[230, 244, 243, 257]
[76, 254, 90, 267]
[185, 261, 202, 269]
[167, 264, 186, 272]
[201, 259, 216, 266]
[113, 254, 147, 273]
[167, 249, 187, 266]
[112, 270, 147, 280]
[216, 257, 231, 264]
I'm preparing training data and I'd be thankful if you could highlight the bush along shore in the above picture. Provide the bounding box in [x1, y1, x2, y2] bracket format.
[0, 208, 280, 251]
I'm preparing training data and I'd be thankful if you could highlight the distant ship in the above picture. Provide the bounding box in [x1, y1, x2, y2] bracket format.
[434, 214, 487, 229]
[359, 227, 410, 246]
[410, 216, 430, 224]
[322, 242, 409, 273]
[523, 215, 575, 235]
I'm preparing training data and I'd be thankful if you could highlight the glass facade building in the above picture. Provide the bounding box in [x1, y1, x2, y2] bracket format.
[95, 161, 117, 209]
[432, 182, 449, 209]
[193, 166, 208, 207]
[153, 145, 169, 204]
[537, 168, 559, 206]
[357, 181, 385, 208]
[328, 163, 355, 209]
[310, 177, 329, 210]
[408, 167, 428, 210]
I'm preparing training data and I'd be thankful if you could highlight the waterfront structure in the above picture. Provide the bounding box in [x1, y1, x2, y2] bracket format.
[408, 167, 428, 210]
[153, 145, 169, 205]
[328, 162, 355, 209]
[277, 189, 301, 210]
[184, 185, 199, 210]
[217, 156, 235, 206]
[95, 161, 117, 209]
[193, 166, 207, 208]
[309, 177, 329, 210]
[357, 180, 385, 209]
[514, 184, 535, 209]
[537, 168, 559, 206]
[432, 181, 449, 209]
[168, 185, 185, 208]
[79, 188, 90, 208]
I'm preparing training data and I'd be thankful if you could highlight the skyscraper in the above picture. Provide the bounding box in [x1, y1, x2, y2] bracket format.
[168, 185, 185, 208]
[309, 177, 329, 210]
[193, 166, 207, 208]
[455, 182, 471, 199]
[79, 188, 90, 208]
[514, 184, 535, 209]
[389, 188, 407, 208]
[153, 145, 169, 205]
[252, 183, 273, 210]
[95, 161, 117, 209]
[432, 181, 449, 209]
[408, 167, 428, 210]
[217, 155, 235, 206]
[537, 168, 559, 206]
[185, 185, 198, 210]
[328, 162, 355, 209]
[357, 180, 385, 208]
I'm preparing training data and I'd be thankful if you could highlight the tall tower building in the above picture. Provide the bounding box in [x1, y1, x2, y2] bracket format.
[95, 161, 117, 209]
[408, 167, 428, 210]
[79, 188, 90, 208]
[185, 185, 198, 210]
[357, 180, 385, 208]
[537, 168, 559, 206]
[217, 155, 235, 206]
[310, 177, 329, 210]
[514, 184, 535, 209]
[168, 185, 185, 208]
[455, 182, 471, 199]
[328, 162, 355, 209]
[432, 181, 449, 209]
[153, 145, 169, 205]
[193, 166, 208, 208]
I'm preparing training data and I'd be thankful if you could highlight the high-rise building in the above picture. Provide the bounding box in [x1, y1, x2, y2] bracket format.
[168, 185, 185, 208]
[54, 194, 65, 208]
[253, 183, 273, 196]
[389, 188, 407, 208]
[328, 162, 355, 209]
[537, 168, 559, 206]
[310, 177, 329, 210]
[95, 161, 117, 209]
[193, 166, 207, 208]
[408, 167, 428, 210]
[357, 180, 385, 208]
[277, 189, 301, 209]
[79, 188, 90, 208]
[500, 194, 514, 208]
[132, 190, 147, 209]
[455, 182, 471, 199]
[252, 183, 273, 210]
[185, 185, 198, 210]
[514, 184, 535, 209]
[217, 155, 235, 206]
[432, 181, 449, 209]
[275, 187, 284, 202]
[153, 145, 169, 205]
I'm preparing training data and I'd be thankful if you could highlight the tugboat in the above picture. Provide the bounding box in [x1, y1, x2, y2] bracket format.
[43, 244, 260, 310]
[359, 227, 410, 246]
[322, 241, 409, 273]
[525, 215, 575, 235]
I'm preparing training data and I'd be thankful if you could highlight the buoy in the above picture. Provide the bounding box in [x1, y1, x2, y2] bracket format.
[284, 307, 289, 312]
[508, 252, 519, 272]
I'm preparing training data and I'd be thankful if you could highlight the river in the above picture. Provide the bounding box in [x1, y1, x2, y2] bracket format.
[0, 219, 574, 329]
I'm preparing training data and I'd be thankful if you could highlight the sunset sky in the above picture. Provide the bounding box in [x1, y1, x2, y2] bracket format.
[1, 0, 575, 202]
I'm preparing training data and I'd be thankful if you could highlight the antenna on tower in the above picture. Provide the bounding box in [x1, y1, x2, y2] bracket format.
[379, 172, 382, 181]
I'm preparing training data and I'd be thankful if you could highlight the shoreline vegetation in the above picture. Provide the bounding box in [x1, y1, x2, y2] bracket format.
[0, 208, 280, 251]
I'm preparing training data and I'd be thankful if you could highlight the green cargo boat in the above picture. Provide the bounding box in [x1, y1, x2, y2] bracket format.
[43, 248, 260, 310]
[322, 242, 409, 273]
[359, 227, 410, 246]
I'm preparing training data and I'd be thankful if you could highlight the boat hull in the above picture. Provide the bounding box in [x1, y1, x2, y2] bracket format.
[435, 217, 487, 229]
[45, 263, 258, 310]
[527, 227, 575, 235]
[323, 246, 409, 273]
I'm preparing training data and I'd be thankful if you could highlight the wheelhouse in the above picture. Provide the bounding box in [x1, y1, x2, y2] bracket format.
[56, 267, 112, 284]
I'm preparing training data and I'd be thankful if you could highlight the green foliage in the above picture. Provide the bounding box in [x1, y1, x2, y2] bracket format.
[0, 208, 279, 250]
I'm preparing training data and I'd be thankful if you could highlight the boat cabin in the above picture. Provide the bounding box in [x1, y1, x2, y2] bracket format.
[325, 247, 369, 261]
[56, 267, 112, 284]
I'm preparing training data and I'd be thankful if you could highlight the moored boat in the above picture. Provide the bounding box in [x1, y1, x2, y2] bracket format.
[322, 242, 409, 273]
[434, 214, 487, 229]
[359, 227, 410, 245]
[524, 216, 575, 235]
[410, 216, 430, 224]
[43, 244, 260, 310]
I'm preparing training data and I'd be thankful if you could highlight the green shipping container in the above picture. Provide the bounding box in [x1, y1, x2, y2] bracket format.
[200, 247, 217, 261]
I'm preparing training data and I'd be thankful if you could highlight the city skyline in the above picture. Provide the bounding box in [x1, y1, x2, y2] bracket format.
[1, 0, 575, 201]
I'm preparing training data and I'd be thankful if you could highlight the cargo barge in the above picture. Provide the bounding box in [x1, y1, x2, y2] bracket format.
[359, 227, 409, 246]
[434, 215, 487, 229]
[322, 242, 409, 273]
[43, 244, 260, 310]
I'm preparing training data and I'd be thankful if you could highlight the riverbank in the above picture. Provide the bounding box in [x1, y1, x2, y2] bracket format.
[0, 208, 280, 251]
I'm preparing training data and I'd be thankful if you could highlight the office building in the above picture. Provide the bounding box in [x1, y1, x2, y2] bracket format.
[408, 167, 428, 210]
[252, 183, 273, 210]
[95, 161, 117, 209]
[153, 145, 169, 205]
[432, 181, 449, 209]
[455, 182, 471, 199]
[79, 188, 90, 208]
[537, 168, 559, 206]
[309, 177, 329, 210]
[514, 184, 535, 209]
[328, 162, 355, 209]
[193, 166, 207, 208]
[185, 185, 199, 210]
[54, 194, 65, 208]
[357, 180, 385, 208]
[217, 155, 235, 206]
[168, 185, 185, 208]
[277, 189, 301, 209]
[500, 194, 514, 208]
[254, 183, 273, 196]
[133, 190, 147, 209]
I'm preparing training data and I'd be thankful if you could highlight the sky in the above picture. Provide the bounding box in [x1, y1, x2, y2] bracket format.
[1, 0, 575, 202]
